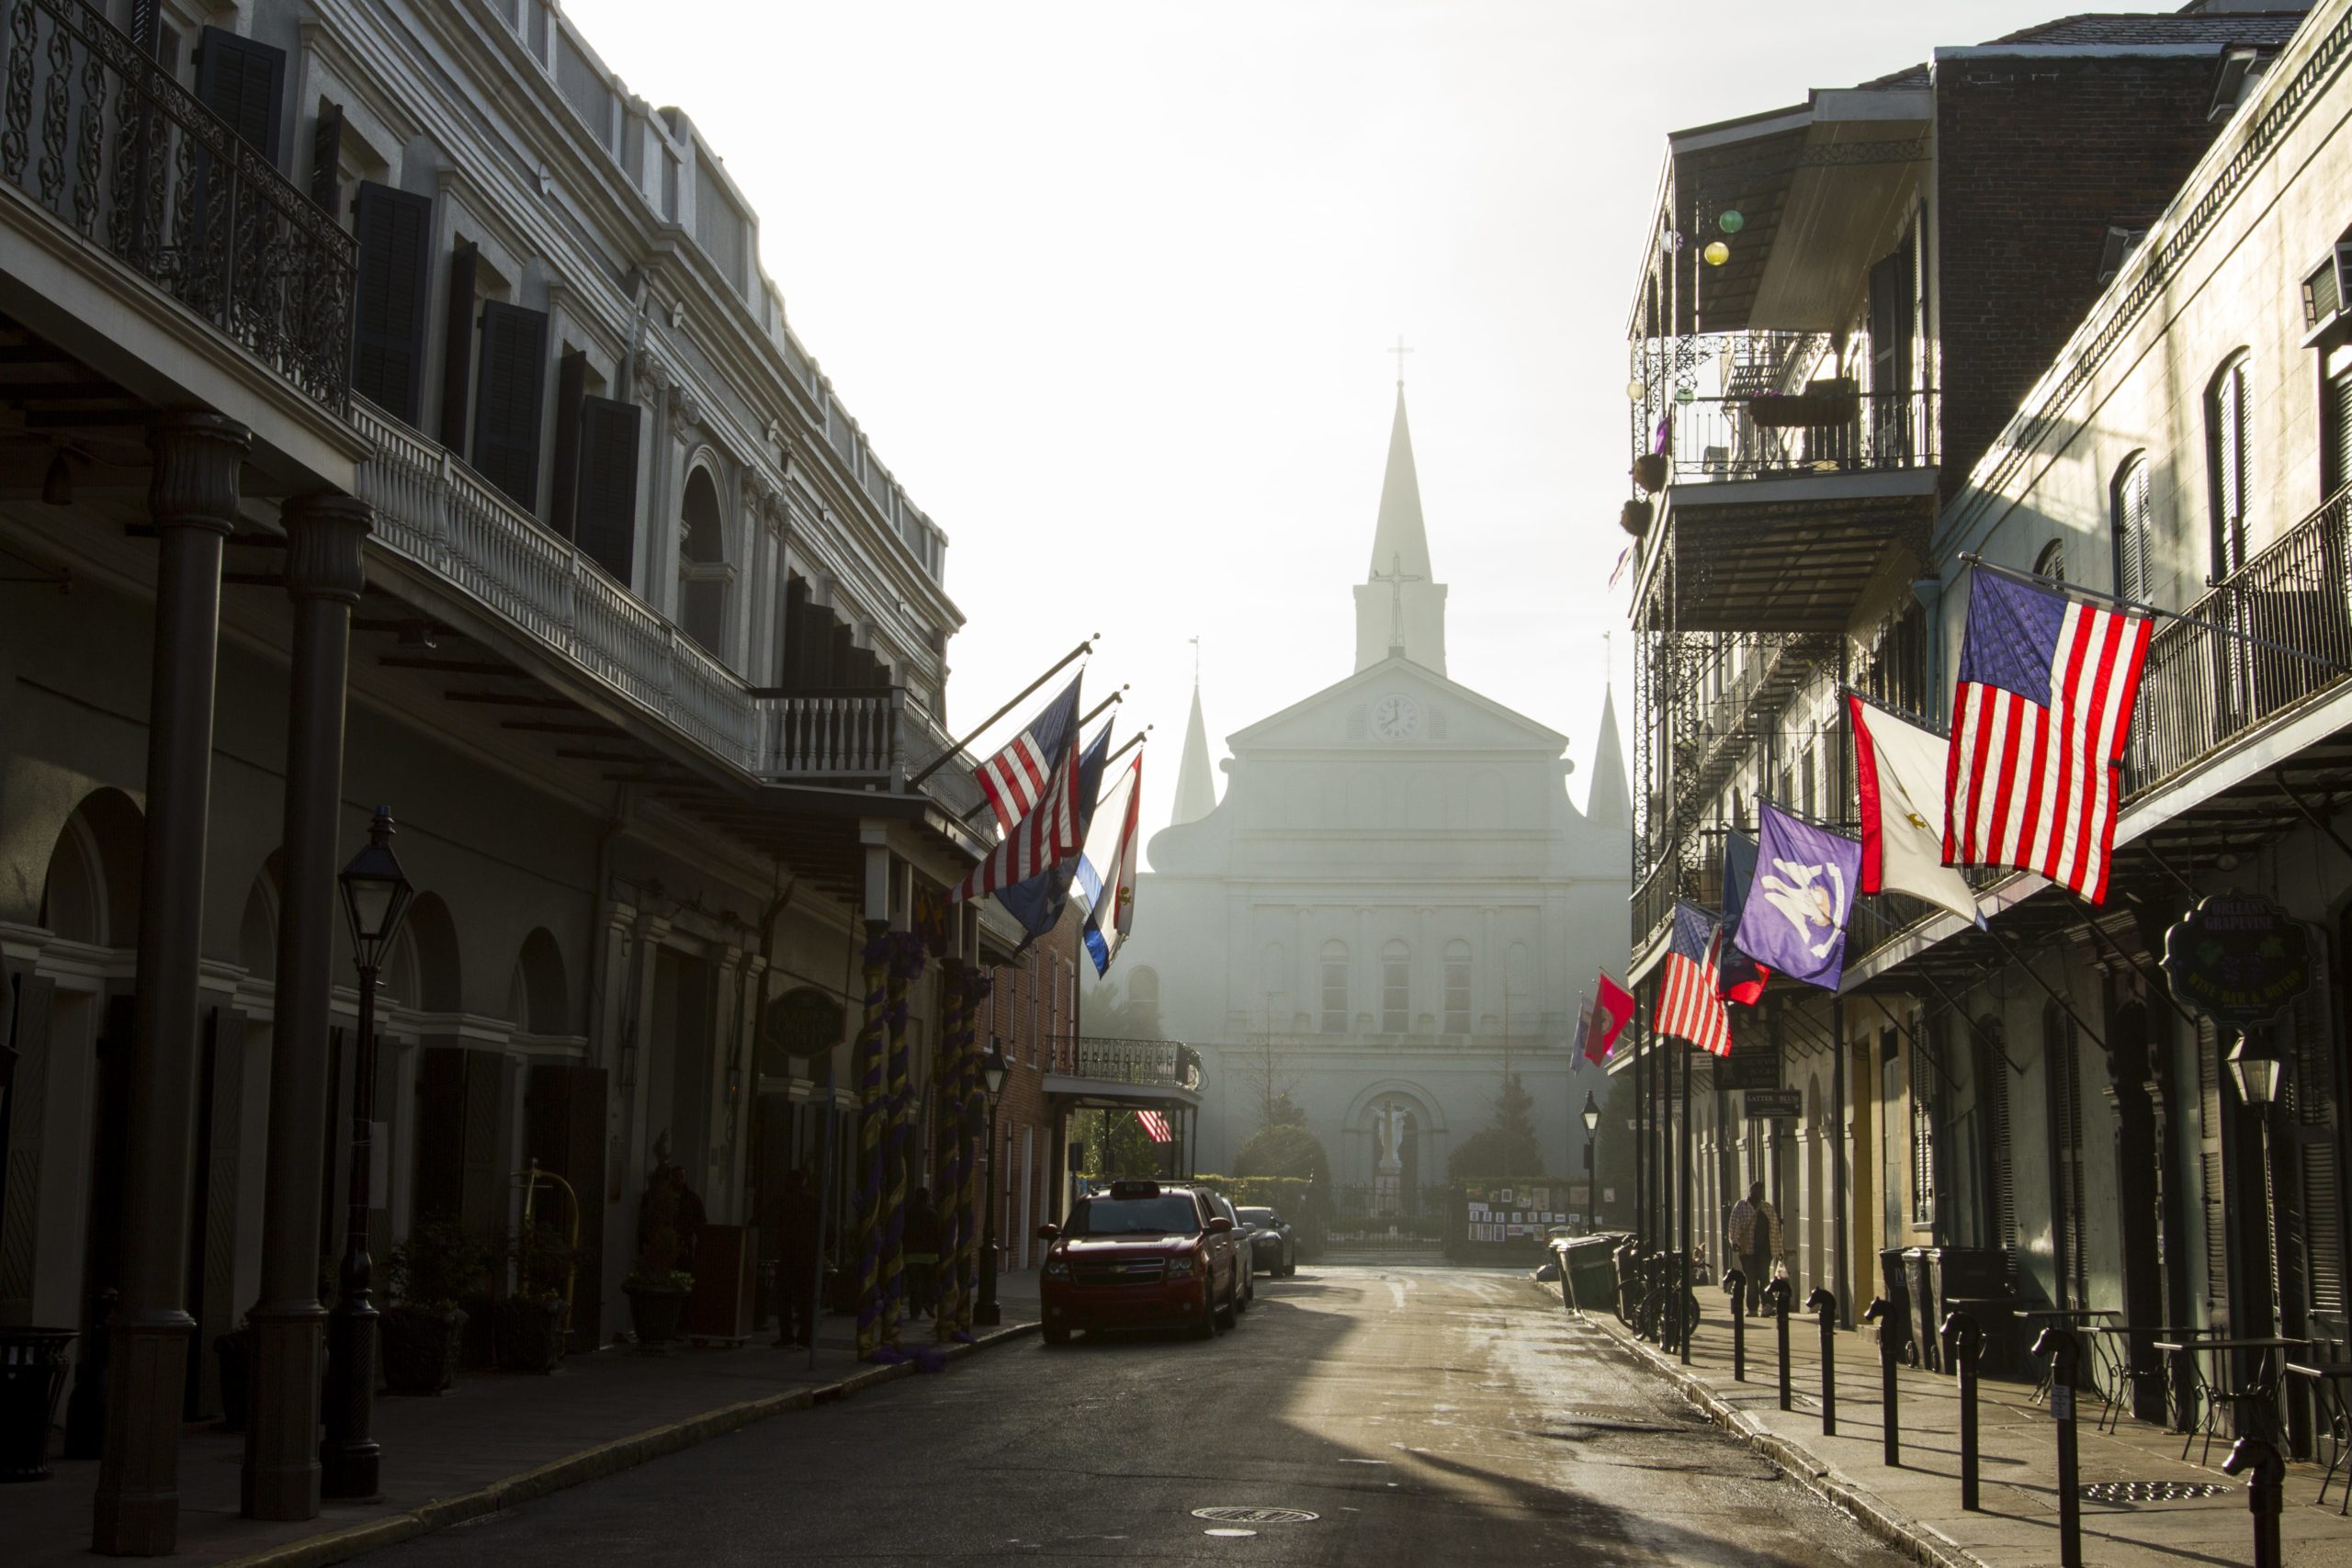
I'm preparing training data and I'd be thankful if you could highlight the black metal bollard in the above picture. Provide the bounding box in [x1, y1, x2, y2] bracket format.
[1723, 1270, 1747, 1382]
[1862, 1297, 1899, 1467]
[1805, 1287, 1838, 1436]
[1942, 1311, 1983, 1512]
[1769, 1277, 1793, 1412]
[2222, 1436, 2285, 1568]
[2030, 1326, 2083, 1568]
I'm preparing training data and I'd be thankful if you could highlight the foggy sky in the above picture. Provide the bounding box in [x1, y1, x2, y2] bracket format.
[564, 0, 2172, 825]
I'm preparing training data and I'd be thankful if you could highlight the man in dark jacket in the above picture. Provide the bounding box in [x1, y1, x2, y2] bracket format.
[775, 1169, 822, 1348]
[904, 1187, 943, 1320]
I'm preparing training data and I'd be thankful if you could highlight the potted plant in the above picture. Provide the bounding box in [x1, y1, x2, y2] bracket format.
[382, 1219, 487, 1394]
[1619, 498, 1652, 536]
[624, 1161, 694, 1350]
[493, 1224, 574, 1374]
[1631, 453, 1668, 493]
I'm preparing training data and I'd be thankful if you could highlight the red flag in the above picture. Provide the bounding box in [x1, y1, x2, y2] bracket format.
[1588, 972, 1635, 1065]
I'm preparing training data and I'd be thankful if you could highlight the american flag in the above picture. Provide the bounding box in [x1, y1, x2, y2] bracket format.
[973, 676, 1082, 834]
[1136, 1109, 1172, 1144]
[954, 735, 1085, 902]
[1656, 900, 1732, 1057]
[1945, 570, 2151, 904]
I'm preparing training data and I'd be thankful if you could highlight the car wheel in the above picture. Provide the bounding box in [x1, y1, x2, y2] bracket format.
[1042, 1325, 1071, 1347]
[1214, 1277, 1238, 1329]
[1189, 1298, 1216, 1340]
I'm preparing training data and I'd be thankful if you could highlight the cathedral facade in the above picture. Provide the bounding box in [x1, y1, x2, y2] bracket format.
[1103, 389, 1631, 1207]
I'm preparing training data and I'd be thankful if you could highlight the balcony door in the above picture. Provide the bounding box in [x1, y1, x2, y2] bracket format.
[1869, 225, 1920, 465]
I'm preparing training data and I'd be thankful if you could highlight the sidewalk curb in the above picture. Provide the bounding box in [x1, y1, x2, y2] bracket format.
[1535, 1280, 1985, 1568]
[217, 1323, 1039, 1568]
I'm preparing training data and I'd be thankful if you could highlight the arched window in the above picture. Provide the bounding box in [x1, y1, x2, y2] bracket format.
[1442, 941, 1473, 1034]
[509, 928, 570, 1035]
[2033, 538, 2066, 584]
[1380, 941, 1410, 1033]
[2111, 452, 2152, 604]
[2208, 355, 2251, 580]
[1319, 942, 1349, 1035]
[679, 466, 729, 659]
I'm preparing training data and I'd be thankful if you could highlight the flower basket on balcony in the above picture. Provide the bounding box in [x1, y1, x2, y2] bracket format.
[1747, 386, 1858, 428]
[1631, 453, 1668, 493]
[1619, 499, 1653, 537]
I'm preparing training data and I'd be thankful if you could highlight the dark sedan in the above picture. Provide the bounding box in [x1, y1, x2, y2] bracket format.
[1237, 1206, 1296, 1276]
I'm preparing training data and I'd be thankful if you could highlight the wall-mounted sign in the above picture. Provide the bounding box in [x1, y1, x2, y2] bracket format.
[1743, 1089, 1802, 1121]
[759, 986, 845, 1075]
[2161, 895, 2313, 1031]
[1718, 1042, 1781, 1092]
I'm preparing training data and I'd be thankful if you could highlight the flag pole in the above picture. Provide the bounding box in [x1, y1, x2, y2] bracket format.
[907, 636, 1097, 787]
[1958, 552, 2352, 676]
[1839, 683, 1948, 739]
[1102, 727, 1150, 767]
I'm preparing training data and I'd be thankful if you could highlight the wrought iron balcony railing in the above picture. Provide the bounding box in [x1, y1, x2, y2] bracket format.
[1638, 389, 1936, 487]
[0, 0, 354, 412]
[1062, 1037, 1204, 1093]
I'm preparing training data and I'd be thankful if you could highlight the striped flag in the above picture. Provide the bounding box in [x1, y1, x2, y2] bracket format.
[973, 676, 1082, 835]
[1656, 900, 1732, 1057]
[1136, 1110, 1173, 1144]
[954, 734, 1084, 902]
[1945, 570, 2151, 904]
[1077, 753, 1144, 975]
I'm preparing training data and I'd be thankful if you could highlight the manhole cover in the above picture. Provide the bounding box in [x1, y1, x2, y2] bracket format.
[1193, 1506, 1320, 1525]
[2081, 1481, 2232, 1506]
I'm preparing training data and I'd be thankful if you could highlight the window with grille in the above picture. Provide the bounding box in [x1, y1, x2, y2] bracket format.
[1976, 1017, 2018, 1257]
[2113, 453, 2153, 605]
[1443, 942, 1473, 1034]
[1320, 942, 1349, 1035]
[2035, 538, 2067, 584]
[2326, 344, 2352, 502]
[2208, 357, 2252, 581]
[1380, 942, 1410, 1033]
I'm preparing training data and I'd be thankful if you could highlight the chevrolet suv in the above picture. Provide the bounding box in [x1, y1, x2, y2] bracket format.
[1035, 1180, 1241, 1345]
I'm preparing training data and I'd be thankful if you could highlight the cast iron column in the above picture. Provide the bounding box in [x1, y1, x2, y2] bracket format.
[93, 412, 251, 1556]
[243, 494, 369, 1520]
[976, 1085, 1003, 1326]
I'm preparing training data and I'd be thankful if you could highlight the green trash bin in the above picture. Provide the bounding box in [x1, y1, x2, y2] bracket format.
[1555, 1234, 1626, 1314]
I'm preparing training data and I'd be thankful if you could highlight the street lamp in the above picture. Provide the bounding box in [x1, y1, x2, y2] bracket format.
[2229, 1031, 2290, 1339]
[322, 807, 413, 1499]
[973, 1040, 1012, 1327]
[1581, 1089, 1601, 1235]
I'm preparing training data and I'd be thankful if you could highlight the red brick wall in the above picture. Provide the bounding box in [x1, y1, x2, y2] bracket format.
[951, 908, 1085, 1268]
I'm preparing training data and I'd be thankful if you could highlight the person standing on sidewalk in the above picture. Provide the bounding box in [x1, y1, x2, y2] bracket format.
[775, 1169, 822, 1348]
[1727, 1183, 1774, 1317]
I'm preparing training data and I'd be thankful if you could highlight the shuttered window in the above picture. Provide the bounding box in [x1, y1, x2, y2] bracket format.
[2325, 345, 2352, 502]
[574, 396, 642, 586]
[2198, 1017, 2233, 1329]
[548, 350, 587, 538]
[1977, 1019, 2017, 1257]
[194, 27, 285, 165]
[2046, 1002, 2088, 1308]
[2209, 359, 2251, 580]
[349, 183, 434, 426]
[471, 301, 549, 513]
[310, 103, 343, 213]
[2112, 457, 2152, 605]
[2293, 927, 2346, 1319]
[439, 243, 478, 453]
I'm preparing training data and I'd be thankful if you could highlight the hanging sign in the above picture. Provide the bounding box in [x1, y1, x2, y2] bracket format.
[1719, 1041, 1781, 1092]
[1743, 1089, 1802, 1121]
[2160, 895, 2312, 1031]
[759, 985, 845, 1074]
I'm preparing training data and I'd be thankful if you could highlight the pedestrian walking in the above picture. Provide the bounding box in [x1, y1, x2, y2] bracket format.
[1727, 1182, 1776, 1318]
[775, 1168, 822, 1348]
[905, 1187, 942, 1320]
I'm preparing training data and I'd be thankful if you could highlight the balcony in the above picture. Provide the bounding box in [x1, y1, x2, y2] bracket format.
[0, 0, 354, 414]
[1045, 1036, 1204, 1111]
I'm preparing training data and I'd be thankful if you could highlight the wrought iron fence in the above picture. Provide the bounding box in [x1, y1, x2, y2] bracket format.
[1068, 1037, 1204, 1092]
[2126, 485, 2352, 794]
[1645, 389, 1936, 485]
[0, 0, 354, 412]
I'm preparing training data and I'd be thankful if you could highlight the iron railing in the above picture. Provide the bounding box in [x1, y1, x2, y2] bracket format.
[1063, 1037, 1204, 1092]
[1643, 389, 1937, 486]
[0, 0, 354, 412]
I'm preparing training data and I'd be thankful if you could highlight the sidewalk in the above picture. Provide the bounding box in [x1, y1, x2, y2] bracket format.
[4, 1276, 1039, 1568]
[1552, 1279, 2352, 1566]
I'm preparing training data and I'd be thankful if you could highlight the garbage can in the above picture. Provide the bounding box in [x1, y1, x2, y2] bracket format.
[1903, 1248, 1938, 1372]
[1555, 1234, 1625, 1315]
[0, 1328, 77, 1482]
[1874, 1247, 1914, 1365]
[1924, 1247, 2015, 1378]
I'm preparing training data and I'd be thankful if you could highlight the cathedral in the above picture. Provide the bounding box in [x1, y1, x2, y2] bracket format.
[1104, 388, 1631, 1210]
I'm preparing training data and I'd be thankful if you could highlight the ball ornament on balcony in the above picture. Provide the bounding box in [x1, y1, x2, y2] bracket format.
[1702, 240, 1731, 267]
[1625, 379, 1646, 402]
[1718, 209, 1745, 234]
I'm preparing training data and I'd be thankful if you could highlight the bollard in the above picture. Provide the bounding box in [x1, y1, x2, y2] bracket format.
[1862, 1297, 1899, 1467]
[1942, 1311, 1983, 1511]
[1723, 1270, 1747, 1382]
[1769, 1277, 1793, 1412]
[2031, 1327, 2084, 1568]
[2222, 1436, 2285, 1568]
[1805, 1287, 1838, 1435]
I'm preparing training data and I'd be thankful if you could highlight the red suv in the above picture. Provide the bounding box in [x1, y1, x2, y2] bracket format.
[1035, 1180, 1241, 1345]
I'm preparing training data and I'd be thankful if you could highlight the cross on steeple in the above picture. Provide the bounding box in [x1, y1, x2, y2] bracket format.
[1370, 550, 1423, 656]
[1389, 335, 1413, 389]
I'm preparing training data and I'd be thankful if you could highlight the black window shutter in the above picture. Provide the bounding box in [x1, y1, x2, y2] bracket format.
[574, 396, 641, 584]
[310, 102, 343, 213]
[548, 350, 587, 540]
[349, 182, 434, 426]
[440, 243, 478, 453]
[194, 27, 286, 166]
[2326, 365, 2352, 502]
[472, 300, 550, 513]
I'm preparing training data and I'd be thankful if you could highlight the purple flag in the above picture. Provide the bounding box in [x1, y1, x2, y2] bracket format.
[1733, 802, 1862, 991]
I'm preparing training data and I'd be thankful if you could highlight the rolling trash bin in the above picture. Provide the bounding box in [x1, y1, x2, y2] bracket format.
[0, 1327, 77, 1482]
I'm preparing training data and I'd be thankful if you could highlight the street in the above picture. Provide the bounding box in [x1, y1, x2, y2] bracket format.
[376, 1266, 1900, 1566]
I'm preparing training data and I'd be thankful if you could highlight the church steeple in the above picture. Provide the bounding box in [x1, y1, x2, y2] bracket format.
[1170, 669, 1218, 826]
[1353, 385, 1448, 674]
[1586, 682, 1631, 831]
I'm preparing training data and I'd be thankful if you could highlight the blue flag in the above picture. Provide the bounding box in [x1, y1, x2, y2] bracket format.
[1732, 802, 1862, 991]
[992, 723, 1113, 941]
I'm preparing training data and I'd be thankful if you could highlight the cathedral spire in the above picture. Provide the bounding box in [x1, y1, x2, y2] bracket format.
[1354, 385, 1448, 674]
[1170, 665, 1218, 826]
[1586, 682, 1631, 830]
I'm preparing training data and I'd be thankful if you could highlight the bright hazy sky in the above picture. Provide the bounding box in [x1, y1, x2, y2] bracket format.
[566, 0, 2166, 830]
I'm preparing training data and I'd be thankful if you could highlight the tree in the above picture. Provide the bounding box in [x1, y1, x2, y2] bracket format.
[1072, 1107, 1164, 1180]
[1447, 1073, 1547, 1180]
[1235, 1121, 1329, 1192]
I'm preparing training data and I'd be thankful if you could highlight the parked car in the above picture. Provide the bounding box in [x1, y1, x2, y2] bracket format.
[1237, 1206, 1297, 1277]
[1035, 1179, 1242, 1346]
[1202, 1191, 1254, 1313]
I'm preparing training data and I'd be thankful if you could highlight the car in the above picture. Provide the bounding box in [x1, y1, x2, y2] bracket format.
[1237, 1206, 1296, 1277]
[1201, 1190, 1254, 1314]
[1035, 1179, 1243, 1346]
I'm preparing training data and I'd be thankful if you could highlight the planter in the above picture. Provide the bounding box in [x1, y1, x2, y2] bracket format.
[625, 1284, 690, 1349]
[214, 1326, 252, 1430]
[0, 1328, 77, 1482]
[492, 1297, 567, 1375]
[1631, 453, 1668, 493]
[1618, 499, 1652, 537]
[382, 1305, 467, 1395]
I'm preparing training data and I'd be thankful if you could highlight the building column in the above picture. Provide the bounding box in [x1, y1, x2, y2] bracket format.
[93, 412, 251, 1556]
[241, 493, 369, 1521]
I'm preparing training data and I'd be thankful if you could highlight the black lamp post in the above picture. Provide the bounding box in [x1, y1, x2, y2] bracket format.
[2228, 1032, 2290, 1337]
[322, 807, 412, 1499]
[973, 1040, 1012, 1327]
[1581, 1089, 1601, 1235]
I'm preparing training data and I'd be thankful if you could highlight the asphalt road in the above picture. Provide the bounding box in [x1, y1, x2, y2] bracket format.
[378, 1264, 1903, 1566]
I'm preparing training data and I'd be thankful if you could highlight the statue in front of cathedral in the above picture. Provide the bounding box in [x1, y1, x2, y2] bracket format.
[1373, 1102, 1409, 1217]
